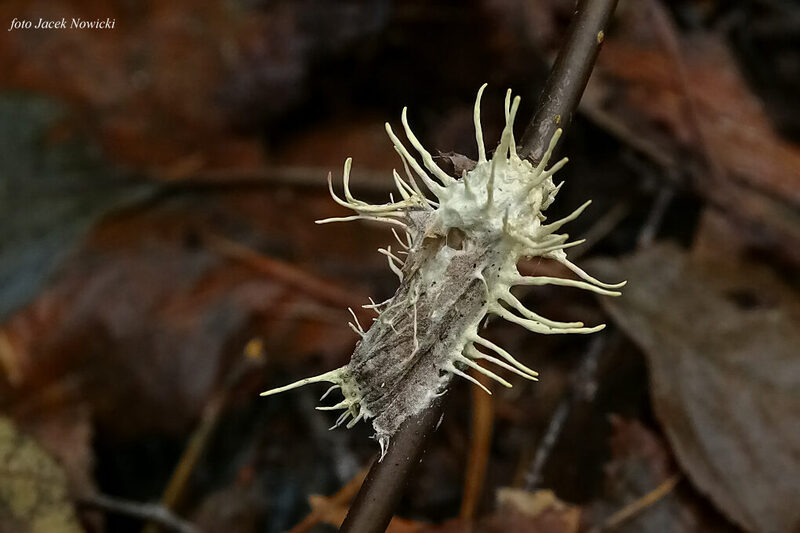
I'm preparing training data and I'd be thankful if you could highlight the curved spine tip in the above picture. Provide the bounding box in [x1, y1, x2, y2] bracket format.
[449, 363, 492, 395]
[474, 83, 488, 162]
[400, 107, 456, 185]
[536, 128, 563, 172]
[457, 355, 512, 388]
[470, 334, 539, 377]
[385, 123, 447, 199]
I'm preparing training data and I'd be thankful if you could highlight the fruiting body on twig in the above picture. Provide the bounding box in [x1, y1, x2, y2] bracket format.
[261, 85, 624, 457]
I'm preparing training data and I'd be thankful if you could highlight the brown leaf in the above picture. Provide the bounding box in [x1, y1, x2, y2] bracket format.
[1, 188, 385, 436]
[484, 488, 580, 533]
[596, 4, 800, 201]
[0, 416, 83, 533]
[397, 490, 582, 533]
[190, 470, 262, 533]
[0, 0, 266, 170]
[590, 245, 800, 533]
[584, 2, 800, 264]
[605, 416, 675, 487]
[585, 416, 733, 533]
[433, 152, 477, 179]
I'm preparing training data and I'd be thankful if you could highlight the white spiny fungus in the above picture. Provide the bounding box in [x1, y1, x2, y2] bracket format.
[261, 85, 625, 458]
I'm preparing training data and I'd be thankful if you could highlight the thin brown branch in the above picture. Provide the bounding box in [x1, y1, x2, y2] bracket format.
[460, 366, 495, 522]
[339, 1, 619, 530]
[600, 473, 682, 531]
[142, 348, 266, 533]
[520, 0, 619, 162]
[78, 493, 197, 533]
[287, 462, 371, 533]
[524, 333, 607, 490]
[204, 232, 367, 312]
[159, 166, 396, 195]
[339, 396, 445, 533]
[646, 0, 725, 184]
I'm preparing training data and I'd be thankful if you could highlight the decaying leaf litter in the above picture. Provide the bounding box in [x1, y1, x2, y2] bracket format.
[1, 0, 799, 532]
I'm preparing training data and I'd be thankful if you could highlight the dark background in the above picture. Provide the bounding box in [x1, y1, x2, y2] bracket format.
[1, 1, 799, 532]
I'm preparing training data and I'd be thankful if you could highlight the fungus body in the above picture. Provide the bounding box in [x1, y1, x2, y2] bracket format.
[261, 86, 624, 456]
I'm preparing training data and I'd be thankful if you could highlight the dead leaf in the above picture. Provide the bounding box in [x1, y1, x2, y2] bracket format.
[482, 488, 580, 533]
[433, 152, 477, 179]
[590, 245, 800, 533]
[190, 469, 262, 533]
[584, 416, 734, 533]
[12, 404, 95, 501]
[0, 184, 388, 436]
[0, 0, 266, 170]
[0, 94, 154, 324]
[584, 3, 800, 264]
[0, 416, 83, 533]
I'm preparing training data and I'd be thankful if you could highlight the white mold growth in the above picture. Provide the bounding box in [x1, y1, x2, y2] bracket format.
[261, 85, 625, 455]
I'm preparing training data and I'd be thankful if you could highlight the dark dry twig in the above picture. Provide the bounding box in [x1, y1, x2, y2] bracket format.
[205, 232, 367, 312]
[142, 346, 266, 533]
[338, 1, 619, 531]
[79, 493, 197, 533]
[160, 166, 396, 195]
[339, 396, 445, 533]
[287, 463, 371, 533]
[520, 0, 619, 162]
[597, 473, 682, 532]
[460, 365, 495, 521]
[646, 0, 726, 185]
[637, 185, 675, 248]
[524, 333, 607, 490]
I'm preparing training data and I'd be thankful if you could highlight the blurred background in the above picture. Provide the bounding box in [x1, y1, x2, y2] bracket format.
[1, 1, 799, 532]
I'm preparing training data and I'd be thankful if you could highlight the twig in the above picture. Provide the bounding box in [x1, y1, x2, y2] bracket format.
[204, 232, 367, 312]
[338, 1, 619, 531]
[339, 396, 445, 533]
[286, 463, 371, 533]
[78, 493, 197, 533]
[570, 200, 630, 260]
[159, 166, 396, 196]
[600, 473, 682, 531]
[142, 346, 266, 533]
[637, 184, 674, 248]
[460, 365, 495, 522]
[646, 0, 726, 185]
[520, 0, 619, 162]
[579, 104, 677, 170]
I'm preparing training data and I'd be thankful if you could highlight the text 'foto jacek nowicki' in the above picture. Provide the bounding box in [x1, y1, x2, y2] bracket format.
[8, 17, 116, 31]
